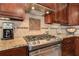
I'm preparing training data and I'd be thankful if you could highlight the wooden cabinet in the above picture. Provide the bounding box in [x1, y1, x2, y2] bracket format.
[0, 3, 25, 21]
[75, 37, 79, 55]
[61, 37, 75, 56]
[55, 3, 68, 25]
[40, 3, 79, 25]
[39, 3, 55, 24]
[44, 13, 54, 24]
[61, 36, 79, 56]
[54, 3, 79, 25]
[40, 3, 68, 25]
[0, 46, 29, 56]
[68, 4, 79, 25]
[55, 3, 79, 25]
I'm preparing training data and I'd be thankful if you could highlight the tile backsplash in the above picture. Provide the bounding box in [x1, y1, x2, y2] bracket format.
[0, 13, 49, 39]
[0, 13, 79, 39]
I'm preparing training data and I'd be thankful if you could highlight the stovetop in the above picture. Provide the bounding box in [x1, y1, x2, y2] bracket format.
[24, 34, 62, 51]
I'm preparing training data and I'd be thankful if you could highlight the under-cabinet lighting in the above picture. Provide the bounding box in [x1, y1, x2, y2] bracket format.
[0, 17, 10, 20]
[31, 5, 35, 10]
[46, 11, 50, 14]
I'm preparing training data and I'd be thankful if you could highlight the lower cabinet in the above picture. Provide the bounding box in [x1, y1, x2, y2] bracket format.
[61, 36, 79, 56]
[0, 46, 29, 56]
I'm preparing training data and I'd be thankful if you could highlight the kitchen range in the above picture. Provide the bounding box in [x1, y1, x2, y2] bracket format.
[24, 34, 62, 56]
[0, 3, 79, 56]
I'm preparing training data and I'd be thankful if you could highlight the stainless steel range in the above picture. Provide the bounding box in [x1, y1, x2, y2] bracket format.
[24, 35, 62, 56]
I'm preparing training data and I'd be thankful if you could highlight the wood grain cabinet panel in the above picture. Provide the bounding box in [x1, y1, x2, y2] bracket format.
[39, 3, 79, 25]
[61, 37, 79, 56]
[44, 13, 54, 24]
[39, 3, 68, 25]
[61, 38, 74, 56]
[68, 4, 79, 25]
[0, 46, 29, 56]
[75, 38, 79, 55]
[0, 3, 25, 21]
[55, 3, 68, 25]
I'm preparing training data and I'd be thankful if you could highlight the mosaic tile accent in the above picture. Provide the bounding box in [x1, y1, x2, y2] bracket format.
[29, 18, 40, 30]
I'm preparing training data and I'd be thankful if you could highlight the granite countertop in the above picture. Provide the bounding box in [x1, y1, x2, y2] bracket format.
[0, 38, 27, 51]
[0, 34, 73, 52]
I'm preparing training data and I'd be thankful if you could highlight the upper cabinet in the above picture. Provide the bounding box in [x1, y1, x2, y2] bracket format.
[44, 12, 55, 24]
[54, 3, 68, 25]
[55, 3, 79, 25]
[68, 4, 79, 25]
[0, 3, 26, 21]
[40, 3, 79, 25]
[39, 3, 68, 25]
[39, 3, 55, 24]
[0, 3, 78, 25]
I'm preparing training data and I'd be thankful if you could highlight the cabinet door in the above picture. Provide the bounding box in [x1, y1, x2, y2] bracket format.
[0, 4, 17, 16]
[44, 13, 54, 24]
[13, 4, 25, 18]
[75, 37, 79, 56]
[55, 3, 68, 25]
[0, 3, 25, 20]
[68, 4, 79, 25]
[0, 46, 29, 56]
[0, 4, 10, 12]
[61, 38, 75, 56]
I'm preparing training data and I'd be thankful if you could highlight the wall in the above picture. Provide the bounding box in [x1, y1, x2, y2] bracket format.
[0, 13, 50, 39]
[0, 13, 79, 39]
[14, 13, 50, 38]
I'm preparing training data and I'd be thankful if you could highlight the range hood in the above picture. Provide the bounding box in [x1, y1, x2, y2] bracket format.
[25, 3, 54, 16]
[29, 9, 45, 16]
